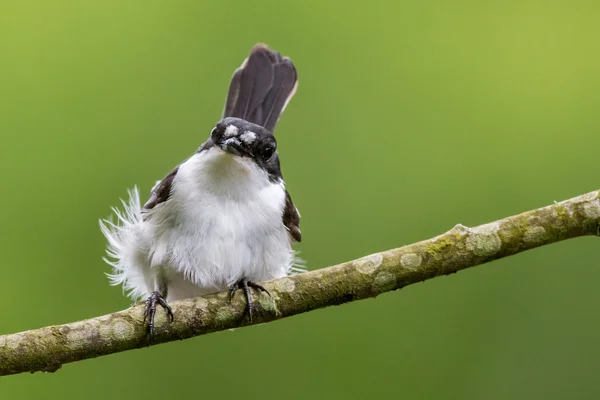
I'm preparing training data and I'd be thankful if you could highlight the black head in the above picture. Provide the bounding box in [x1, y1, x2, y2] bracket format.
[205, 117, 282, 182]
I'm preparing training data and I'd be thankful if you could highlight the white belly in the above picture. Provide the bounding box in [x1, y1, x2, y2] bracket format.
[145, 148, 293, 298]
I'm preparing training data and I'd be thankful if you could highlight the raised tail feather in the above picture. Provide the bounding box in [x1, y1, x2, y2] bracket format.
[223, 43, 298, 133]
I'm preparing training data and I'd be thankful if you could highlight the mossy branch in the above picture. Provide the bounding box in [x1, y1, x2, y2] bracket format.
[1, 190, 599, 377]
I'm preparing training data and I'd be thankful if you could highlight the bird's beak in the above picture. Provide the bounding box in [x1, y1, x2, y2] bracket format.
[220, 138, 248, 157]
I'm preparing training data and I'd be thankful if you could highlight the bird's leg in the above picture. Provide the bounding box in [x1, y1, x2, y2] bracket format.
[143, 291, 174, 340]
[229, 279, 271, 323]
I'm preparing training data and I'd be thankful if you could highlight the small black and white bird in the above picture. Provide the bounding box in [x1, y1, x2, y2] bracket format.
[100, 44, 302, 335]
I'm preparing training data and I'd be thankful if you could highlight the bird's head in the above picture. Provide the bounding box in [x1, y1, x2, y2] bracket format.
[209, 117, 282, 182]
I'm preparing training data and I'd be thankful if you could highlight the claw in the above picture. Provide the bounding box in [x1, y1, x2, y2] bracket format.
[143, 291, 174, 340]
[229, 283, 240, 301]
[229, 279, 271, 323]
[229, 279, 270, 323]
[247, 281, 271, 297]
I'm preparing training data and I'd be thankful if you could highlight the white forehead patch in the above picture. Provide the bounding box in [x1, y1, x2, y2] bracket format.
[240, 131, 257, 144]
[224, 125, 239, 137]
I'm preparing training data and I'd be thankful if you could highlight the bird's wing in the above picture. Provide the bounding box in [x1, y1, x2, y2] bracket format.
[142, 166, 179, 212]
[282, 190, 301, 242]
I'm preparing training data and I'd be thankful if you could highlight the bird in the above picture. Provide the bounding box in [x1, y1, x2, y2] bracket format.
[100, 44, 302, 337]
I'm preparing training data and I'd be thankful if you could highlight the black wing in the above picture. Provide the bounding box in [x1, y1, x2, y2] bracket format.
[224, 43, 298, 133]
[143, 166, 179, 211]
[283, 190, 301, 242]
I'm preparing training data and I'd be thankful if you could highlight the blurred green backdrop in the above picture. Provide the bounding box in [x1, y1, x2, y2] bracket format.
[1, 0, 600, 399]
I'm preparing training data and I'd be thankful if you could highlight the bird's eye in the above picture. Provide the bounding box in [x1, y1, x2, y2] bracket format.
[261, 145, 275, 160]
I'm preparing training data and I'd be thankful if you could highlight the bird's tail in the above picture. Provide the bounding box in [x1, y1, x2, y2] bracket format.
[223, 43, 298, 133]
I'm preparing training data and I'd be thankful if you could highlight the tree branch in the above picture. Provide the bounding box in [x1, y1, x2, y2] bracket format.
[1, 190, 599, 376]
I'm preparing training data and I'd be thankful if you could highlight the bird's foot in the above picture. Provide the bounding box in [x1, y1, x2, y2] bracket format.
[143, 291, 174, 340]
[229, 280, 271, 323]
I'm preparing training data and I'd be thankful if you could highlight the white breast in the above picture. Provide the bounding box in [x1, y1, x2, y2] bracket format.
[144, 147, 294, 297]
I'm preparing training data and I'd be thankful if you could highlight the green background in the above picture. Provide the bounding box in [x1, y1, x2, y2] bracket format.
[1, 1, 600, 399]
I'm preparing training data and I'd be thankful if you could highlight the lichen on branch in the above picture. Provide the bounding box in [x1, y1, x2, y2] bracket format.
[1, 190, 599, 377]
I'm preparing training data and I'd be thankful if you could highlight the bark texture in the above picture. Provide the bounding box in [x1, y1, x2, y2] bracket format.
[1, 190, 599, 376]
